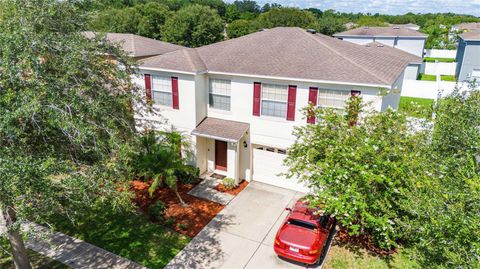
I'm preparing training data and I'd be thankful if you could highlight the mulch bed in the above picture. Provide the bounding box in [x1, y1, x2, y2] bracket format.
[130, 180, 224, 237]
[335, 229, 397, 256]
[215, 180, 249, 196]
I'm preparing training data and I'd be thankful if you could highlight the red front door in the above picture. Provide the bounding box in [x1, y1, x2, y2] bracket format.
[215, 140, 228, 171]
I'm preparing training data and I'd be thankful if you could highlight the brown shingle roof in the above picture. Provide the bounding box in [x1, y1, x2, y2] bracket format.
[334, 26, 427, 38]
[461, 30, 480, 41]
[83, 32, 185, 57]
[141, 27, 422, 86]
[454, 22, 480, 31]
[191, 118, 249, 142]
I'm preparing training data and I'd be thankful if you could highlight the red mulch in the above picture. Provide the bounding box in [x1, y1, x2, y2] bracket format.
[335, 229, 397, 256]
[215, 180, 249, 196]
[130, 180, 224, 237]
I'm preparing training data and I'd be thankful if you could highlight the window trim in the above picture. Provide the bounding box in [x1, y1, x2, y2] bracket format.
[209, 78, 232, 111]
[260, 83, 288, 118]
[317, 88, 351, 110]
[151, 75, 173, 107]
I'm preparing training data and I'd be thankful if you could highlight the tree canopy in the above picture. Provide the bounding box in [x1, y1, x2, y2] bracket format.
[161, 4, 224, 47]
[0, 0, 139, 267]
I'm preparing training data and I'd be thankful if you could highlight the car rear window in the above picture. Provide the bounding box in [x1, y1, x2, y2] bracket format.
[287, 219, 317, 230]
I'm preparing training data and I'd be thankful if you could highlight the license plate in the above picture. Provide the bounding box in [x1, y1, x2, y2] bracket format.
[289, 247, 299, 252]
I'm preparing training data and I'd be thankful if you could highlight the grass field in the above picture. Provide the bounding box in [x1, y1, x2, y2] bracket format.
[46, 204, 190, 269]
[324, 244, 419, 269]
[417, 73, 436, 81]
[399, 96, 434, 119]
[423, 57, 456, 63]
[440, 75, 456, 82]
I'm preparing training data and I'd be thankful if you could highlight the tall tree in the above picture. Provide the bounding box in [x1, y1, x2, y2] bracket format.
[161, 4, 224, 47]
[0, 0, 139, 267]
[284, 98, 428, 249]
[256, 7, 316, 29]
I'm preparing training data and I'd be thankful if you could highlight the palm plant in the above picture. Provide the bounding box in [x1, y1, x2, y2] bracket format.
[133, 131, 189, 207]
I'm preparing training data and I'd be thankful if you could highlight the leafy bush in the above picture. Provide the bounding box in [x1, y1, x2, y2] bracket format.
[148, 201, 166, 221]
[176, 165, 200, 184]
[222, 177, 237, 190]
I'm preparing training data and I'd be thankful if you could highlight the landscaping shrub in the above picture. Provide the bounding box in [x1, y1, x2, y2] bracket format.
[148, 200, 166, 221]
[417, 73, 437, 81]
[176, 165, 200, 184]
[398, 96, 434, 119]
[423, 57, 455, 63]
[222, 177, 237, 190]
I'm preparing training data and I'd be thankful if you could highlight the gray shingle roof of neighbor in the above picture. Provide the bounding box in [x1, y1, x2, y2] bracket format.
[454, 22, 480, 31]
[363, 42, 422, 62]
[333, 26, 427, 38]
[460, 30, 480, 41]
[191, 117, 249, 142]
[82, 32, 185, 57]
[140, 27, 422, 86]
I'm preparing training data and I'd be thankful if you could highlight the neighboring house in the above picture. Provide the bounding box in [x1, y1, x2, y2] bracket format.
[135, 27, 419, 192]
[452, 22, 480, 33]
[389, 23, 421, 31]
[82, 32, 185, 60]
[333, 26, 427, 58]
[455, 31, 480, 82]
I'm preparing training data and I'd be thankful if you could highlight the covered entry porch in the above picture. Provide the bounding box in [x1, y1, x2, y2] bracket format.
[192, 117, 251, 183]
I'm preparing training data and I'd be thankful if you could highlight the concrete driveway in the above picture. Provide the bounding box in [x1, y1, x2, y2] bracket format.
[164, 181, 318, 269]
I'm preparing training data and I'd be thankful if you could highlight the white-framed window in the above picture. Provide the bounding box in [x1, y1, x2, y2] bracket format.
[152, 76, 172, 106]
[261, 83, 288, 118]
[209, 79, 231, 111]
[317, 89, 350, 109]
[472, 69, 480, 78]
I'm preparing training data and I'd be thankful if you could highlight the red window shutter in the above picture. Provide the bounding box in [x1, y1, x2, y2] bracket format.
[286, 85, 297, 121]
[307, 87, 318, 124]
[351, 90, 361, 96]
[144, 74, 152, 102]
[172, 77, 179, 109]
[253, 82, 261, 116]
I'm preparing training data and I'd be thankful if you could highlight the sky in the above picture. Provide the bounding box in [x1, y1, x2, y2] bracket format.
[237, 0, 480, 17]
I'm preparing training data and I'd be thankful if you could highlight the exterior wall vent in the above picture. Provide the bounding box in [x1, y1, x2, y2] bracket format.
[306, 29, 317, 34]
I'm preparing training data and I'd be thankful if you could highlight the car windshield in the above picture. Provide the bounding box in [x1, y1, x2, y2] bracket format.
[287, 219, 317, 230]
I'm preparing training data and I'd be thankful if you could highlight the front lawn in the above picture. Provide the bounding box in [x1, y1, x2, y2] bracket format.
[417, 73, 436, 81]
[424, 57, 455, 63]
[399, 96, 434, 119]
[46, 203, 190, 269]
[440, 75, 456, 82]
[0, 238, 70, 269]
[324, 244, 419, 269]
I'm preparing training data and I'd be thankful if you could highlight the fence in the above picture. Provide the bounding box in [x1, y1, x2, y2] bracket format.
[401, 79, 458, 99]
[423, 62, 457, 76]
[424, 49, 457, 59]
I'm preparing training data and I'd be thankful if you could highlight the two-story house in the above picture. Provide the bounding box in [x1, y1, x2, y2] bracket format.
[456, 31, 480, 82]
[135, 27, 421, 192]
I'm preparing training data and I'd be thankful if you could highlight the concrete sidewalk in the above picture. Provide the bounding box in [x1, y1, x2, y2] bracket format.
[165, 181, 314, 269]
[188, 178, 235, 205]
[1, 221, 146, 269]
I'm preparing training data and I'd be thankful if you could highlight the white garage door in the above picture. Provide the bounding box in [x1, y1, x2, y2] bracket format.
[252, 147, 309, 193]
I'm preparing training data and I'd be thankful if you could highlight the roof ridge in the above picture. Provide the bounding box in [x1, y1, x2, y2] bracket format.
[297, 28, 390, 85]
[182, 48, 207, 72]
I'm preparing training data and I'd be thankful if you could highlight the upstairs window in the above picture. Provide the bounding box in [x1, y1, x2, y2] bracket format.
[261, 84, 288, 118]
[209, 79, 231, 111]
[152, 76, 172, 106]
[317, 89, 350, 109]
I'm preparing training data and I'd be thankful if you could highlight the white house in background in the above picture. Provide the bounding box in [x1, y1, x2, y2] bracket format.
[134, 27, 420, 192]
[333, 26, 427, 58]
[82, 31, 185, 60]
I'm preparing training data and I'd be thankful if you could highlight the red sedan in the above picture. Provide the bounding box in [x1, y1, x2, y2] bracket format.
[274, 199, 335, 265]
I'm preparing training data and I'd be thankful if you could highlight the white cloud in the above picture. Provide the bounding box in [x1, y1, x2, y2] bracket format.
[245, 0, 480, 16]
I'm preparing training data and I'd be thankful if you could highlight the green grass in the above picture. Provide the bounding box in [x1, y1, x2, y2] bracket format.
[324, 245, 420, 269]
[424, 57, 456, 63]
[45, 204, 190, 269]
[1, 238, 70, 269]
[440, 75, 456, 82]
[399, 96, 434, 119]
[417, 73, 436, 81]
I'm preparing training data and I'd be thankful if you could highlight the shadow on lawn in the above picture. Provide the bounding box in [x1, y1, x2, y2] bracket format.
[45, 203, 190, 269]
[163, 213, 236, 269]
